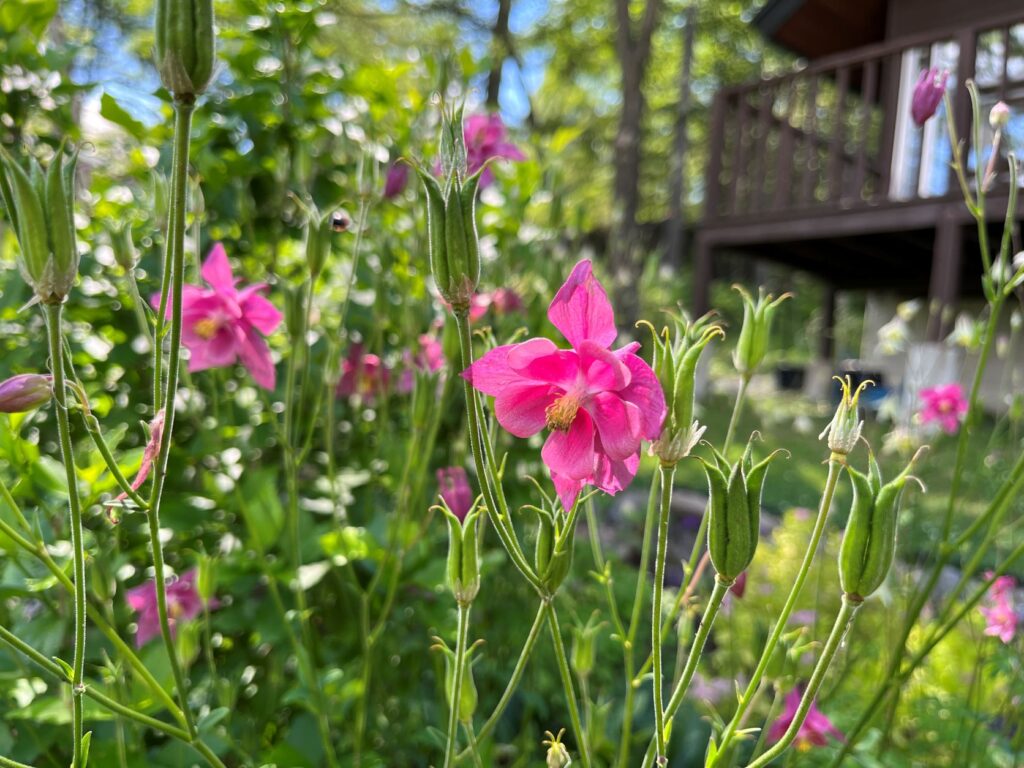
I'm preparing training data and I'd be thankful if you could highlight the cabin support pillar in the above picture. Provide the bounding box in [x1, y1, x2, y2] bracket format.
[926, 207, 962, 341]
[818, 283, 836, 360]
[693, 233, 713, 316]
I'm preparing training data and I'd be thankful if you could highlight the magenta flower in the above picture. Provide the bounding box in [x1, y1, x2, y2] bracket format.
[911, 67, 948, 126]
[126, 568, 213, 648]
[768, 689, 844, 750]
[464, 113, 526, 187]
[398, 335, 445, 394]
[463, 260, 666, 511]
[115, 409, 164, 501]
[980, 574, 1017, 644]
[919, 383, 967, 434]
[383, 163, 409, 199]
[437, 466, 474, 521]
[337, 343, 390, 403]
[152, 243, 282, 390]
[0, 373, 52, 413]
[730, 571, 747, 598]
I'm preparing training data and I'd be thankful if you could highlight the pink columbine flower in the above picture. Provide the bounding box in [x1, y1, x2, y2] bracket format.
[463, 260, 666, 511]
[383, 163, 409, 199]
[911, 67, 948, 126]
[437, 466, 474, 521]
[337, 343, 390, 403]
[0, 373, 52, 413]
[980, 574, 1017, 644]
[152, 243, 282, 390]
[464, 113, 526, 187]
[768, 689, 844, 750]
[126, 568, 213, 648]
[116, 409, 164, 501]
[919, 383, 968, 434]
[398, 335, 445, 394]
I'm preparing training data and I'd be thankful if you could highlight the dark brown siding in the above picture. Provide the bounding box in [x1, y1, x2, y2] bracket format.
[887, 0, 1021, 38]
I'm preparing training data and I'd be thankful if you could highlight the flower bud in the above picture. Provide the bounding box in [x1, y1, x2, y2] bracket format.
[441, 495, 482, 606]
[732, 286, 791, 380]
[819, 376, 872, 457]
[155, 0, 215, 99]
[570, 612, 603, 679]
[839, 450, 924, 601]
[109, 223, 139, 271]
[0, 374, 53, 413]
[990, 101, 1011, 129]
[701, 438, 786, 582]
[642, 312, 724, 465]
[0, 144, 80, 304]
[415, 106, 483, 314]
[543, 729, 572, 768]
[911, 67, 948, 126]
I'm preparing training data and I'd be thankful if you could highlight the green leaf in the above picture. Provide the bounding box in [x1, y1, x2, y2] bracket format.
[99, 92, 147, 141]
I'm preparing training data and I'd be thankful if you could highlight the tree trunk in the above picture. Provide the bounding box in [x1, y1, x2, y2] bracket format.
[486, 0, 513, 108]
[665, 5, 696, 266]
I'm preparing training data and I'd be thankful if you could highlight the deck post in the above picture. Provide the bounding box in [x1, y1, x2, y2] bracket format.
[819, 283, 836, 360]
[926, 206, 962, 340]
[693, 232, 713, 316]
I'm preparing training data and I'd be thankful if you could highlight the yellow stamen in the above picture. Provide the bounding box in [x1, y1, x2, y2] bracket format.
[545, 392, 582, 432]
[194, 317, 220, 340]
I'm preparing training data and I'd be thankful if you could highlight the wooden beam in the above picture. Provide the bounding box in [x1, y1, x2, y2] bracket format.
[926, 207, 963, 340]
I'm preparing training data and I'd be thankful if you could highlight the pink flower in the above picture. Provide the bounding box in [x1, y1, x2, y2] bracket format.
[337, 343, 389, 403]
[0, 373, 52, 413]
[911, 67, 948, 126]
[730, 571, 747, 598]
[919, 383, 967, 434]
[126, 568, 213, 648]
[463, 260, 666, 511]
[383, 163, 409, 199]
[437, 466, 473, 521]
[116, 409, 164, 501]
[980, 575, 1017, 644]
[398, 335, 445, 393]
[152, 243, 282, 390]
[768, 689, 844, 750]
[464, 113, 526, 187]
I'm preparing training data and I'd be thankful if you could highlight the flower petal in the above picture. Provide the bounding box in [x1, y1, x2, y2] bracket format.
[235, 325, 277, 389]
[551, 472, 583, 513]
[541, 409, 595, 481]
[579, 340, 631, 392]
[495, 383, 559, 438]
[462, 344, 522, 396]
[548, 260, 617, 349]
[587, 392, 642, 461]
[616, 351, 668, 439]
[239, 286, 283, 335]
[592, 438, 640, 495]
[184, 328, 237, 372]
[201, 243, 237, 294]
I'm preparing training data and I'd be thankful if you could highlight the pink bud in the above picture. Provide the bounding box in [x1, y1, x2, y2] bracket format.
[383, 163, 409, 199]
[0, 374, 53, 413]
[437, 466, 473, 522]
[990, 101, 1011, 129]
[911, 68, 948, 126]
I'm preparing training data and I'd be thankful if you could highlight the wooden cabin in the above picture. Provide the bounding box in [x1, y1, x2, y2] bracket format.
[694, 0, 1024, 369]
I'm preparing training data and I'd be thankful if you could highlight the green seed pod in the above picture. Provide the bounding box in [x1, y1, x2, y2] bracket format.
[703, 439, 786, 582]
[433, 636, 482, 724]
[303, 208, 335, 279]
[441, 504, 482, 606]
[155, 0, 215, 99]
[0, 145, 80, 303]
[819, 375, 873, 457]
[534, 510, 554, 577]
[732, 285, 792, 379]
[839, 451, 923, 601]
[571, 612, 603, 679]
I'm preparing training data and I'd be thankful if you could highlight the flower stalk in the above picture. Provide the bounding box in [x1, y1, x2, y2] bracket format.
[651, 463, 675, 765]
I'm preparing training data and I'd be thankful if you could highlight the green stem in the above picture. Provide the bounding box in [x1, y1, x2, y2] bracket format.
[0, 755, 34, 768]
[145, 99, 197, 741]
[44, 302, 86, 768]
[746, 596, 861, 768]
[462, 721, 484, 768]
[641, 577, 731, 768]
[710, 458, 842, 765]
[545, 600, 592, 768]
[456, 602, 545, 761]
[443, 602, 472, 768]
[723, 375, 750, 453]
[651, 463, 675, 764]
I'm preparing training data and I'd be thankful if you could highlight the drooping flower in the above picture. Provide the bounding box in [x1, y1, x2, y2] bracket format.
[0, 373, 52, 413]
[126, 568, 213, 648]
[463, 260, 666, 511]
[383, 163, 409, 199]
[437, 466, 474, 522]
[918, 383, 968, 434]
[152, 243, 282, 390]
[397, 335, 445, 394]
[463, 113, 526, 187]
[980, 574, 1017, 644]
[336, 343, 390, 403]
[116, 409, 165, 501]
[768, 689, 844, 750]
[911, 67, 948, 126]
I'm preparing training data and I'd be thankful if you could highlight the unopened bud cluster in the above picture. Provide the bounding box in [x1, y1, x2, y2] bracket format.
[732, 286, 791, 380]
[155, 0, 215, 99]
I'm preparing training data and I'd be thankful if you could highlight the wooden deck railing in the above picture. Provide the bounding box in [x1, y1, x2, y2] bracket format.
[704, 11, 1024, 223]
